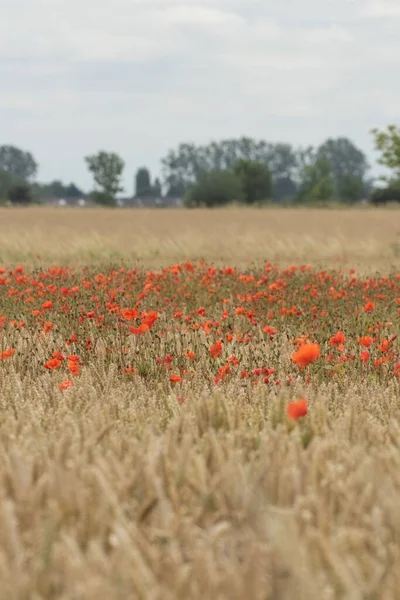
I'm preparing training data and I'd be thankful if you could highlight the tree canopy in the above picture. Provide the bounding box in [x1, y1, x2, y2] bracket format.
[233, 159, 272, 204]
[160, 136, 368, 205]
[184, 170, 244, 207]
[135, 168, 153, 197]
[0, 145, 37, 181]
[371, 124, 400, 185]
[85, 151, 125, 206]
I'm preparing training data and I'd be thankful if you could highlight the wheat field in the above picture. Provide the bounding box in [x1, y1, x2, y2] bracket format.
[0, 207, 400, 599]
[0, 205, 400, 270]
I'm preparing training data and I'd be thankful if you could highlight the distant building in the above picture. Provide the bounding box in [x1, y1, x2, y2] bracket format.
[119, 196, 183, 208]
[41, 196, 93, 207]
[41, 195, 183, 208]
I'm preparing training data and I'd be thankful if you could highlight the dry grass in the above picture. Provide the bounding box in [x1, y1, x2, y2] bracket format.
[0, 206, 400, 271]
[0, 207, 400, 599]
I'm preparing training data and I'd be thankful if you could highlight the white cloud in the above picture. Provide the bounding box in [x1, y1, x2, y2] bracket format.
[362, 0, 400, 17]
[0, 0, 399, 189]
[162, 5, 243, 25]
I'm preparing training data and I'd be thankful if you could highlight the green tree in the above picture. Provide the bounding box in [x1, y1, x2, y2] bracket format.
[371, 124, 400, 185]
[32, 180, 84, 200]
[85, 151, 124, 206]
[64, 183, 84, 198]
[0, 145, 37, 180]
[337, 174, 366, 203]
[0, 170, 16, 202]
[317, 137, 368, 179]
[370, 185, 400, 205]
[161, 138, 298, 200]
[316, 137, 368, 201]
[135, 167, 153, 197]
[273, 177, 298, 202]
[267, 143, 298, 201]
[8, 182, 33, 205]
[152, 177, 162, 197]
[185, 170, 244, 207]
[43, 180, 66, 198]
[161, 136, 371, 204]
[89, 191, 116, 207]
[161, 143, 203, 197]
[297, 157, 335, 203]
[233, 159, 272, 204]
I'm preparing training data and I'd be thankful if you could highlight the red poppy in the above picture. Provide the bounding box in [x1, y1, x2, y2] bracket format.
[210, 340, 223, 359]
[44, 358, 62, 370]
[291, 343, 320, 368]
[287, 399, 308, 421]
[329, 330, 346, 346]
[358, 336, 373, 347]
[0, 348, 15, 360]
[59, 380, 74, 390]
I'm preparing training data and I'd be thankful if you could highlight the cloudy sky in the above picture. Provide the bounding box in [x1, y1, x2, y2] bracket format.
[1, 0, 399, 193]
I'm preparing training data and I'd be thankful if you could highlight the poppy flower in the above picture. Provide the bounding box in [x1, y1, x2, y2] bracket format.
[120, 308, 139, 321]
[287, 399, 308, 421]
[122, 366, 136, 375]
[0, 348, 15, 360]
[360, 350, 370, 363]
[44, 321, 55, 333]
[263, 325, 277, 337]
[358, 336, 373, 347]
[291, 343, 320, 368]
[68, 360, 80, 376]
[59, 380, 74, 390]
[329, 330, 346, 346]
[129, 323, 150, 335]
[364, 301, 376, 313]
[44, 358, 62, 370]
[210, 340, 223, 359]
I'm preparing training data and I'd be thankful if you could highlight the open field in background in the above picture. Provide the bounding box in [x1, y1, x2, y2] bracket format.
[0, 206, 400, 271]
[1, 208, 400, 598]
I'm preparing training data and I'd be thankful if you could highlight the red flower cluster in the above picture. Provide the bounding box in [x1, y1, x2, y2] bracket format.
[0, 262, 398, 409]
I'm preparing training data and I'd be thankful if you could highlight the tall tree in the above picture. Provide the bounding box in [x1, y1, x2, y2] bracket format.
[64, 183, 84, 198]
[337, 175, 366, 203]
[161, 138, 298, 200]
[135, 167, 153, 197]
[233, 159, 272, 204]
[161, 136, 370, 203]
[85, 151, 124, 206]
[316, 137, 368, 200]
[371, 124, 400, 184]
[0, 170, 15, 201]
[32, 181, 84, 200]
[161, 143, 204, 197]
[0, 145, 37, 180]
[185, 170, 244, 208]
[267, 143, 299, 200]
[152, 177, 162, 197]
[8, 182, 34, 205]
[297, 156, 335, 203]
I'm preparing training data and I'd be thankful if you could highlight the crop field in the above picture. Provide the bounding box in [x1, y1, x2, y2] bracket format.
[0, 205, 400, 270]
[1, 207, 400, 599]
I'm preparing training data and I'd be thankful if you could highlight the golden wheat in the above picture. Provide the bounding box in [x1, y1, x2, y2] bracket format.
[0, 207, 399, 599]
[0, 206, 399, 271]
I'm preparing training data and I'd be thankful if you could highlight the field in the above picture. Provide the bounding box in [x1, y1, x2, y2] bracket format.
[1, 205, 400, 270]
[0, 207, 400, 599]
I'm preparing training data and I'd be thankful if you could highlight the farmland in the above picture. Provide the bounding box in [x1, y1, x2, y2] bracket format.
[0, 207, 400, 599]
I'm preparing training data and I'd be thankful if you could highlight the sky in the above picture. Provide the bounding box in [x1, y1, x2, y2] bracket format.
[1, 0, 399, 194]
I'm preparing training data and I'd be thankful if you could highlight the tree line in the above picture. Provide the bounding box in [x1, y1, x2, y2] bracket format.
[1, 126, 400, 207]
